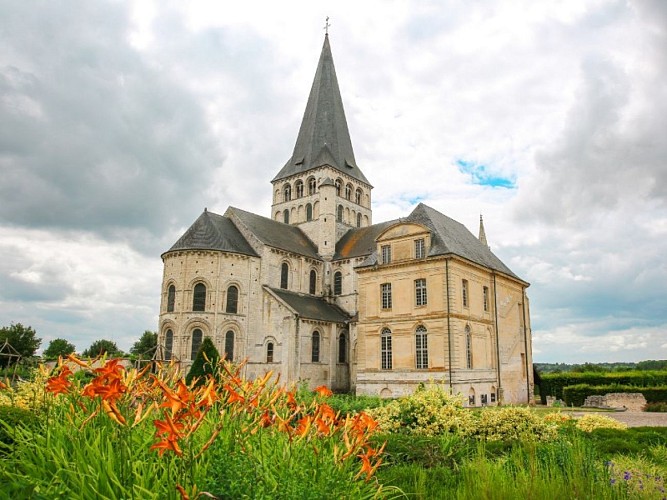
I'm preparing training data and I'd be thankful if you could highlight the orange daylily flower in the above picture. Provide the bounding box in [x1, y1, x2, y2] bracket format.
[0, 379, 7, 390]
[314, 385, 333, 398]
[45, 366, 73, 396]
[102, 399, 127, 426]
[225, 385, 245, 404]
[175, 484, 189, 500]
[196, 379, 218, 407]
[66, 353, 91, 368]
[295, 415, 312, 438]
[150, 436, 183, 456]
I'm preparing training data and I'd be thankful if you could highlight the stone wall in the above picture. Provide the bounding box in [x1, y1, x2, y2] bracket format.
[583, 393, 647, 411]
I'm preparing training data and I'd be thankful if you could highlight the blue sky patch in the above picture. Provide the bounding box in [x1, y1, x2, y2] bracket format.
[456, 159, 516, 189]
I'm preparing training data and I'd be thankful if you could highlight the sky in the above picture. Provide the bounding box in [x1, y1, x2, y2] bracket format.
[1, 0, 666, 363]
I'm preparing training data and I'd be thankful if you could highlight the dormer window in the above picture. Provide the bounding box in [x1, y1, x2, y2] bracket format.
[381, 245, 391, 264]
[415, 238, 425, 259]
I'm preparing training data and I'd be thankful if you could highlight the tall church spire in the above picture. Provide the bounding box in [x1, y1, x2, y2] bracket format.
[273, 34, 370, 185]
[479, 214, 489, 248]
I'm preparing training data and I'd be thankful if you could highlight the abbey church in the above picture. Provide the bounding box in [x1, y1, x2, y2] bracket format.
[158, 35, 534, 405]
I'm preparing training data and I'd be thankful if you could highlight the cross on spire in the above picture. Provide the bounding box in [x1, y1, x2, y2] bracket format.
[324, 16, 331, 35]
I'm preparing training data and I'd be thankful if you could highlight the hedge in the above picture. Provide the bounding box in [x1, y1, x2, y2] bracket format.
[562, 384, 667, 407]
[538, 371, 667, 403]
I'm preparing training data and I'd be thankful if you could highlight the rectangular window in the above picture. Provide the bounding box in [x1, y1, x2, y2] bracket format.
[415, 238, 425, 259]
[381, 329, 392, 370]
[415, 278, 427, 306]
[491, 392, 496, 403]
[381, 283, 392, 310]
[415, 329, 428, 369]
[381, 244, 392, 264]
[481, 394, 488, 405]
[462, 279, 469, 308]
[483, 286, 489, 312]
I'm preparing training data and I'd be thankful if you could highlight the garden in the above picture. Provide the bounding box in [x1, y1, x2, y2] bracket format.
[1, 356, 666, 499]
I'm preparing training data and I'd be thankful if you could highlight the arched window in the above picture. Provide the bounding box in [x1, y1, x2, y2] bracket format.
[167, 285, 175, 312]
[280, 263, 289, 289]
[345, 184, 352, 200]
[338, 332, 347, 363]
[465, 325, 473, 369]
[193, 283, 206, 311]
[337, 205, 343, 222]
[355, 188, 362, 205]
[226, 285, 238, 313]
[225, 330, 234, 361]
[309, 270, 317, 295]
[335, 179, 342, 196]
[381, 328, 392, 370]
[191, 328, 203, 360]
[333, 271, 342, 295]
[295, 180, 304, 198]
[415, 325, 428, 369]
[164, 329, 173, 361]
[311, 331, 320, 362]
[283, 209, 289, 224]
[308, 177, 317, 195]
[283, 183, 291, 202]
[266, 342, 274, 363]
[356, 213, 362, 227]
[306, 203, 313, 221]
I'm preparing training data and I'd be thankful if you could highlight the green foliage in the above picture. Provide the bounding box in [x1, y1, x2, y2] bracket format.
[539, 370, 667, 403]
[0, 323, 41, 366]
[0, 405, 41, 453]
[371, 432, 468, 468]
[185, 337, 220, 386]
[562, 383, 667, 406]
[42, 338, 76, 360]
[644, 402, 667, 412]
[130, 331, 158, 358]
[81, 339, 123, 358]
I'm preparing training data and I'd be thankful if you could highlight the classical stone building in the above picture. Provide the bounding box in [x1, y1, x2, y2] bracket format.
[158, 34, 534, 405]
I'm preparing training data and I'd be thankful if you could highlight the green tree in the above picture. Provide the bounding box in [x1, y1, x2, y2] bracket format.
[82, 339, 124, 358]
[185, 337, 220, 386]
[43, 338, 76, 360]
[130, 331, 158, 358]
[0, 323, 42, 366]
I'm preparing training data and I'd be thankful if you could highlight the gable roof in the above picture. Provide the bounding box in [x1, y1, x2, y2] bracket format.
[265, 287, 351, 323]
[273, 35, 370, 185]
[226, 207, 320, 259]
[405, 203, 521, 279]
[334, 220, 398, 260]
[164, 210, 258, 257]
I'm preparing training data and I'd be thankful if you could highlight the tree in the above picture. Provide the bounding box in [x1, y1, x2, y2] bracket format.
[185, 337, 220, 386]
[43, 338, 76, 360]
[0, 323, 42, 366]
[82, 339, 123, 358]
[130, 331, 158, 358]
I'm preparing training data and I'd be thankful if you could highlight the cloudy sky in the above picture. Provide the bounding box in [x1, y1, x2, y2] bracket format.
[1, 0, 665, 363]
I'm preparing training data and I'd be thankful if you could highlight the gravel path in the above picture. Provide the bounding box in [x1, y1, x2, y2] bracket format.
[571, 411, 667, 427]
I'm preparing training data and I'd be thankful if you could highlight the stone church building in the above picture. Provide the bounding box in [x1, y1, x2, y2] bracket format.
[158, 35, 534, 405]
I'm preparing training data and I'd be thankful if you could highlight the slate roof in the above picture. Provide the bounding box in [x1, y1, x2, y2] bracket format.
[334, 220, 398, 260]
[406, 203, 521, 279]
[165, 210, 258, 257]
[226, 207, 320, 259]
[266, 287, 351, 323]
[273, 35, 370, 186]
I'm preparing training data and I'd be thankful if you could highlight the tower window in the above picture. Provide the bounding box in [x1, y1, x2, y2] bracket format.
[225, 330, 234, 361]
[334, 271, 342, 295]
[381, 328, 392, 370]
[164, 329, 173, 361]
[280, 263, 289, 289]
[312, 331, 320, 362]
[381, 283, 392, 309]
[308, 177, 316, 195]
[356, 213, 362, 227]
[415, 278, 427, 306]
[191, 328, 203, 360]
[355, 188, 362, 205]
[462, 279, 469, 308]
[283, 183, 291, 202]
[337, 205, 343, 222]
[226, 285, 238, 313]
[306, 203, 313, 221]
[193, 283, 206, 311]
[335, 179, 342, 196]
[283, 209, 289, 224]
[167, 285, 175, 312]
[415, 325, 428, 369]
[345, 183, 352, 200]
[295, 180, 304, 198]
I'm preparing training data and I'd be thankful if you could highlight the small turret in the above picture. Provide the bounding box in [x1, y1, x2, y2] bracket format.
[479, 214, 489, 248]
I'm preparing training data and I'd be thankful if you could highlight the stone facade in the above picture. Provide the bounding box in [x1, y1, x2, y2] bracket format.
[157, 34, 534, 405]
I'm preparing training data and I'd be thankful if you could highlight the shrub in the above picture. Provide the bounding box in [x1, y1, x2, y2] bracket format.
[542, 412, 572, 425]
[185, 337, 220, 386]
[644, 402, 667, 412]
[562, 383, 667, 406]
[0, 367, 48, 410]
[575, 414, 627, 432]
[539, 371, 667, 402]
[473, 406, 558, 442]
[0, 405, 41, 453]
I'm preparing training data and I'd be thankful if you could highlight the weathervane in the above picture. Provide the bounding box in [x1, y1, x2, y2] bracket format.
[324, 16, 331, 35]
